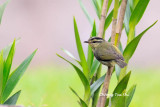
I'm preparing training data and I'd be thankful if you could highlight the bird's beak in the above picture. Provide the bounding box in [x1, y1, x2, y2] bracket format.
[84, 41, 89, 43]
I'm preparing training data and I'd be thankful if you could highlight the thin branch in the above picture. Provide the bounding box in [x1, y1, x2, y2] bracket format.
[116, 0, 128, 47]
[98, 0, 109, 38]
[97, 0, 128, 107]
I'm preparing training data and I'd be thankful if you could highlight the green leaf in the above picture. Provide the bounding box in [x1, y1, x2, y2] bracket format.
[129, 0, 139, 12]
[105, 71, 131, 106]
[91, 0, 101, 18]
[0, 51, 4, 96]
[124, 21, 157, 62]
[4, 90, 21, 105]
[125, 85, 136, 107]
[0, 0, 10, 24]
[61, 48, 81, 66]
[104, 10, 113, 32]
[70, 87, 88, 107]
[2, 38, 20, 59]
[124, 1, 131, 36]
[3, 40, 15, 91]
[89, 59, 100, 78]
[87, 21, 96, 68]
[57, 54, 90, 102]
[113, 71, 131, 94]
[90, 74, 105, 96]
[1, 50, 37, 102]
[129, 0, 149, 27]
[128, 0, 150, 42]
[78, 0, 94, 25]
[73, 17, 89, 78]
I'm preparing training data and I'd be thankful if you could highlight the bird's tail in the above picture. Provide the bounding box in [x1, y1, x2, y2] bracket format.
[115, 59, 127, 68]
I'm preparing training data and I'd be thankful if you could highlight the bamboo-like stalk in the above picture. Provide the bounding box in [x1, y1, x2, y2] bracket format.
[97, 0, 128, 107]
[98, 0, 109, 38]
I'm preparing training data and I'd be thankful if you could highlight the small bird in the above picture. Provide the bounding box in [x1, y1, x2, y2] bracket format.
[84, 37, 127, 68]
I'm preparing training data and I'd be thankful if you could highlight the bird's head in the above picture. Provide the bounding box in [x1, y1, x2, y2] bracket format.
[84, 37, 105, 49]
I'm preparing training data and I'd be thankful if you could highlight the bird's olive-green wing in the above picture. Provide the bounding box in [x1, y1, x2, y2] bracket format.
[95, 42, 124, 61]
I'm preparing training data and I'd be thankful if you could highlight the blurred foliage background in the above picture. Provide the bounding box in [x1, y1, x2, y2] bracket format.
[0, 0, 160, 107]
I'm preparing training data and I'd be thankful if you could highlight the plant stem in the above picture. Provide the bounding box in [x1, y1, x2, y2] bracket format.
[116, 0, 128, 47]
[98, 0, 109, 38]
[97, 0, 128, 107]
[97, 66, 114, 107]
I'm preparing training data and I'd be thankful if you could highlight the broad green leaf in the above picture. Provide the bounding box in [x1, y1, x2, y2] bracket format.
[129, 0, 149, 27]
[124, 21, 157, 62]
[107, 0, 113, 12]
[78, 0, 94, 25]
[4, 90, 21, 105]
[73, 17, 89, 78]
[87, 21, 96, 68]
[129, 0, 139, 12]
[105, 71, 131, 106]
[61, 48, 81, 66]
[125, 85, 136, 107]
[113, 71, 131, 94]
[111, 90, 126, 107]
[128, 0, 149, 42]
[3, 40, 15, 90]
[91, 74, 105, 96]
[1, 50, 37, 102]
[0, 0, 9, 24]
[89, 59, 100, 78]
[57, 54, 90, 102]
[0, 51, 4, 96]
[70, 87, 88, 107]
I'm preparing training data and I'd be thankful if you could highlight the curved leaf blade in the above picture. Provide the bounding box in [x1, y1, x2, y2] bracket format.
[89, 59, 100, 78]
[57, 54, 90, 100]
[4, 90, 21, 105]
[129, 0, 149, 27]
[3, 40, 15, 90]
[70, 87, 88, 107]
[124, 21, 157, 61]
[91, 74, 105, 96]
[61, 48, 81, 66]
[73, 18, 89, 78]
[78, 0, 93, 25]
[87, 21, 96, 68]
[125, 85, 136, 107]
[0, 0, 10, 24]
[1, 50, 37, 102]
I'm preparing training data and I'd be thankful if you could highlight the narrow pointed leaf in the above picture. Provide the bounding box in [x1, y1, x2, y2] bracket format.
[3, 40, 15, 89]
[125, 85, 136, 107]
[78, 0, 93, 25]
[87, 21, 96, 68]
[1, 50, 37, 102]
[113, 71, 131, 94]
[104, 10, 113, 31]
[91, 0, 101, 18]
[124, 21, 157, 61]
[129, 0, 149, 27]
[0, 0, 10, 24]
[61, 48, 81, 66]
[0, 51, 4, 96]
[4, 90, 21, 105]
[91, 74, 105, 96]
[57, 54, 90, 99]
[70, 87, 88, 107]
[73, 18, 89, 78]
[89, 59, 100, 78]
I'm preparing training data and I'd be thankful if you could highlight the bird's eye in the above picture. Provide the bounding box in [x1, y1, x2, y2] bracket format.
[92, 41, 96, 43]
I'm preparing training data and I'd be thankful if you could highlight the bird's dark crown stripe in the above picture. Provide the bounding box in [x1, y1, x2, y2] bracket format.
[90, 37, 104, 40]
